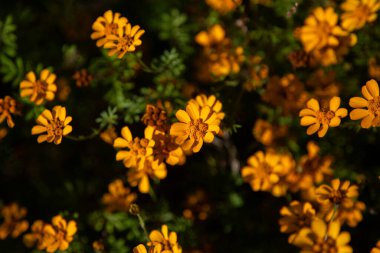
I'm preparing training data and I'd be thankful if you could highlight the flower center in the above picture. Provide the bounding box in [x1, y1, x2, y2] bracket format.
[46, 119, 64, 137]
[188, 119, 208, 141]
[116, 35, 134, 52]
[35, 80, 48, 98]
[130, 137, 150, 156]
[316, 108, 335, 125]
[313, 237, 337, 253]
[105, 23, 118, 36]
[354, 5, 371, 22]
[368, 96, 380, 117]
[317, 22, 333, 45]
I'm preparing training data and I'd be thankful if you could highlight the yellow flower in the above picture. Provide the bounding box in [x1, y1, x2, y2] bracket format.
[31, 106, 73, 144]
[372, 241, 380, 253]
[104, 23, 145, 58]
[316, 179, 359, 218]
[349, 79, 380, 128]
[91, 10, 128, 47]
[335, 201, 365, 227]
[23, 220, 46, 250]
[299, 7, 347, 53]
[102, 179, 137, 212]
[195, 24, 226, 47]
[300, 96, 347, 137]
[293, 219, 352, 253]
[205, 0, 242, 14]
[152, 130, 185, 166]
[20, 70, 57, 105]
[128, 158, 167, 194]
[148, 225, 182, 253]
[43, 215, 77, 253]
[99, 126, 118, 145]
[0, 96, 20, 128]
[113, 126, 155, 169]
[341, 0, 380, 31]
[188, 94, 225, 123]
[241, 150, 295, 197]
[252, 119, 288, 147]
[0, 203, 29, 240]
[170, 103, 220, 153]
[279, 201, 316, 243]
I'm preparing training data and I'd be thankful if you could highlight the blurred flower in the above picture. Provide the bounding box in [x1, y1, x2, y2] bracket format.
[0, 127, 8, 140]
[369, 58, 380, 80]
[341, 0, 380, 31]
[0, 96, 20, 128]
[31, 106, 73, 144]
[195, 24, 225, 47]
[300, 97, 347, 137]
[183, 189, 212, 221]
[102, 179, 137, 212]
[0, 203, 29, 240]
[56, 78, 71, 102]
[316, 179, 359, 220]
[335, 201, 365, 227]
[142, 104, 170, 132]
[100, 126, 118, 145]
[23, 220, 46, 250]
[293, 219, 352, 253]
[72, 69, 93, 88]
[263, 74, 309, 115]
[306, 70, 341, 102]
[252, 119, 288, 147]
[372, 241, 380, 253]
[20, 70, 57, 105]
[205, 0, 242, 14]
[170, 102, 220, 153]
[244, 56, 269, 91]
[91, 10, 128, 47]
[128, 158, 167, 194]
[349, 79, 380, 128]
[288, 50, 310, 69]
[104, 23, 145, 58]
[288, 141, 333, 191]
[93, 240, 105, 252]
[279, 201, 316, 243]
[148, 224, 182, 253]
[113, 126, 155, 169]
[241, 150, 295, 197]
[43, 215, 77, 253]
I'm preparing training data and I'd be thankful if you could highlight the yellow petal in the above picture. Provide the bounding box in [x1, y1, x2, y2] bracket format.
[301, 116, 317, 126]
[176, 110, 190, 123]
[121, 126, 132, 141]
[31, 125, 47, 135]
[350, 109, 369, 120]
[307, 98, 320, 111]
[307, 123, 320, 135]
[349, 97, 368, 108]
[366, 79, 379, 97]
[329, 96, 341, 111]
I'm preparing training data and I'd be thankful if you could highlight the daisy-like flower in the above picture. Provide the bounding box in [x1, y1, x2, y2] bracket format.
[279, 201, 316, 243]
[31, 106, 73, 144]
[43, 215, 77, 253]
[316, 179, 359, 219]
[188, 94, 225, 123]
[104, 23, 145, 58]
[91, 10, 128, 47]
[298, 7, 347, 53]
[0, 203, 29, 240]
[170, 102, 220, 153]
[300, 96, 348, 137]
[102, 179, 137, 212]
[341, 0, 380, 31]
[241, 150, 295, 197]
[205, 0, 242, 14]
[113, 126, 155, 169]
[23, 220, 46, 250]
[0, 96, 20, 128]
[293, 219, 352, 253]
[127, 158, 167, 194]
[20, 70, 57, 105]
[372, 241, 380, 253]
[147, 225, 182, 253]
[349, 79, 380, 128]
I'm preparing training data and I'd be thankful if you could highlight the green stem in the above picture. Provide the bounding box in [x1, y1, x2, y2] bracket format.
[137, 213, 149, 241]
[66, 128, 101, 141]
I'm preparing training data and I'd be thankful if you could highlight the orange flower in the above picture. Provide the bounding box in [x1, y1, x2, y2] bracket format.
[188, 94, 225, 123]
[341, 0, 380, 31]
[0, 203, 29, 240]
[170, 102, 220, 153]
[91, 10, 128, 47]
[43, 215, 77, 253]
[102, 179, 137, 212]
[205, 0, 242, 14]
[148, 225, 182, 253]
[349, 79, 380, 128]
[31, 106, 73, 144]
[0, 96, 20, 128]
[300, 97, 347, 137]
[372, 240, 380, 253]
[20, 70, 57, 105]
[23, 220, 46, 250]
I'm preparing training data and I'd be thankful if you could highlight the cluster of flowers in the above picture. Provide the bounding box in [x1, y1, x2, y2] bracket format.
[300, 79, 380, 137]
[205, 0, 242, 14]
[296, 1, 380, 66]
[91, 10, 145, 59]
[195, 24, 244, 78]
[133, 225, 182, 253]
[113, 94, 224, 193]
[0, 203, 77, 253]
